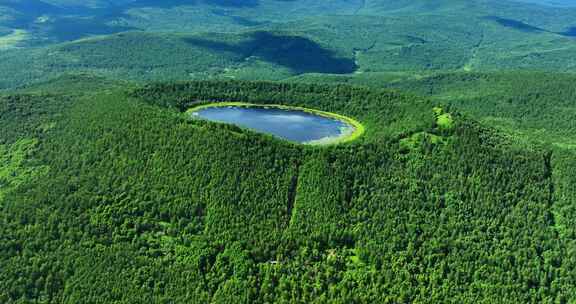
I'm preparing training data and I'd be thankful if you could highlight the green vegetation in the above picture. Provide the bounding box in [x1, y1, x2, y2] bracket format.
[434, 108, 455, 130]
[1, 1, 576, 303]
[400, 132, 444, 152]
[2, 0, 576, 90]
[0, 138, 47, 202]
[379, 71, 576, 147]
[187, 102, 365, 145]
[0, 80, 574, 303]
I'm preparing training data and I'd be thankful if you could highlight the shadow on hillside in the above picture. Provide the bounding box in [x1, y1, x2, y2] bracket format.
[33, 18, 136, 42]
[485, 16, 576, 38]
[561, 26, 576, 37]
[184, 32, 357, 74]
[484, 16, 546, 33]
[1, 0, 262, 39]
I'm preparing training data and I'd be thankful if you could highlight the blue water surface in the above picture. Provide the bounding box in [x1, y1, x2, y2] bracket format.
[191, 106, 353, 143]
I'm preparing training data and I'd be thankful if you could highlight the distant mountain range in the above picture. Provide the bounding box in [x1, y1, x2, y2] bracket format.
[1, 0, 575, 44]
[512, 0, 576, 7]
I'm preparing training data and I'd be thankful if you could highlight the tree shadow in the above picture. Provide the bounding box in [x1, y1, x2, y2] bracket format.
[184, 31, 357, 74]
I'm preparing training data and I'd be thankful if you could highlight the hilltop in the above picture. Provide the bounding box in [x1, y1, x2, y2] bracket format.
[1, 1, 576, 303]
[1, 79, 575, 302]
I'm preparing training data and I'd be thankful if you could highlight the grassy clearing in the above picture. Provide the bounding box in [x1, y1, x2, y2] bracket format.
[186, 102, 365, 145]
[433, 107, 454, 130]
[437, 113, 454, 129]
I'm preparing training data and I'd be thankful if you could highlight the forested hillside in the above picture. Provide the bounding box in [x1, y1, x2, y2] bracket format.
[292, 71, 576, 146]
[2, 0, 576, 303]
[1, 0, 576, 90]
[1, 81, 575, 303]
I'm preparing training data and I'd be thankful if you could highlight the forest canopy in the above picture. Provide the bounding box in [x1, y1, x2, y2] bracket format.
[0, 80, 574, 303]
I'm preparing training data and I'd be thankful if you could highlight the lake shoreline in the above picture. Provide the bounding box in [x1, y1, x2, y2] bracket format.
[186, 102, 365, 145]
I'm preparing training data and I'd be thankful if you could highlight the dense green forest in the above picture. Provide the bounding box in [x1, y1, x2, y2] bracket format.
[2, 0, 576, 303]
[2, 0, 576, 90]
[1, 80, 575, 303]
[292, 71, 576, 146]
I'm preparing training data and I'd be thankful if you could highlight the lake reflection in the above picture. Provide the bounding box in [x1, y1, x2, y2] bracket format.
[191, 106, 354, 144]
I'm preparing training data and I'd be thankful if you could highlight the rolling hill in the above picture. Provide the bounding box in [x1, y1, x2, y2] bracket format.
[0, 0, 575, 90]
[1, 0, 576, 303]
[1, 79, 575, 303]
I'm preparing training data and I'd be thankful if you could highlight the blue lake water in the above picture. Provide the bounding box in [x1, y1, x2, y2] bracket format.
[190, 106, 354, 144]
